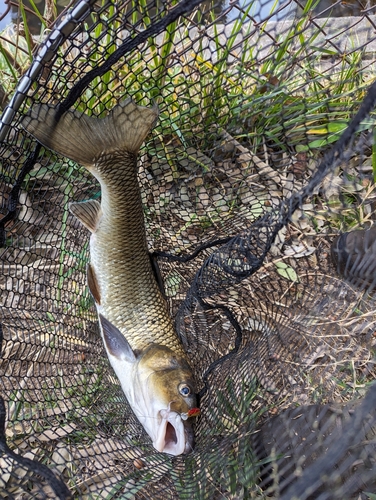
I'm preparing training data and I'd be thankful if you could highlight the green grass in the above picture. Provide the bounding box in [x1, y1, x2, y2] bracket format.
[2, 0, 375, 235]
[1, 0, 374, 154]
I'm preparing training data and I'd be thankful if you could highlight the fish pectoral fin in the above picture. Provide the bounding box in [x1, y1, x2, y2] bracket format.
[87, 264, 101, 305]
[70, 200, 102, 233]
[99, 314, 137, 363]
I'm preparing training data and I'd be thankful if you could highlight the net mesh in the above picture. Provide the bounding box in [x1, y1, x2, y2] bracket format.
[1, 0, 376, 498]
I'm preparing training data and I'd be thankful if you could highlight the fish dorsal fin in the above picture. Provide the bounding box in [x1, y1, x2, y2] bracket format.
[69, 200, 102, 233]
[87, 263, 101, 305]
[98, 313, 136, 363]
[22, 99, 159, 165]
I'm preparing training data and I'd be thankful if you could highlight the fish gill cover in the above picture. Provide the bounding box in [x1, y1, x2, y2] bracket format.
[0, 0, 376, 498]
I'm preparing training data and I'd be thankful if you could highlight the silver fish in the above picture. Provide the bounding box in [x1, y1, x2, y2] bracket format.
[23, 99, 198, 455]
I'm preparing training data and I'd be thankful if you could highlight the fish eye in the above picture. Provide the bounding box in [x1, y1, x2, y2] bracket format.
[178, 384, 192, 397]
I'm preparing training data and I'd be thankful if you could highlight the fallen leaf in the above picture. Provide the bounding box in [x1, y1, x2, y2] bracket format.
[51, 443, 72, 474]
[284, 244, 316, 258]
[0, 457, 12, 488]
[270, 226, 287, 256]
[13, 451, 37, 480]
[37, 424, 77, 442]
[76, 472, 124, 496]
[274, 261, 299, 282]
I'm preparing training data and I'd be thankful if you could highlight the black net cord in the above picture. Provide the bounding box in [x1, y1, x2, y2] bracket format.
[152, 236, 232, 264]
[196, 299, 243, 403]
[0, 396, 72, 499]
[281, 382, 376, 500]
[56, 0, 207, 118]
[174, 77, 376, 297]
[0, 143, 41, 246]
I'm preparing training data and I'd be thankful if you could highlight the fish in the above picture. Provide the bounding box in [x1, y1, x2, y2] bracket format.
[22, 99, 198, 455]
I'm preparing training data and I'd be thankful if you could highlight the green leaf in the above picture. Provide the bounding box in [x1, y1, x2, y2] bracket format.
[308, 123, 349, 148]
[308, 136, 338, 148]
[274, 262, 299, 282]
[165, 271, 181, 297]
[46, 312, 56, 322]
[309, 46, 339, 56]
[295, 144, 309, 152]
[307, 121, 348, 135]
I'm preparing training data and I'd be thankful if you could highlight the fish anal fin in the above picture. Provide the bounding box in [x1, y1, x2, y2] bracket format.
[98, 313, 136, 362]
[69, 200, 102, 233]
[87, 263, 101, 305]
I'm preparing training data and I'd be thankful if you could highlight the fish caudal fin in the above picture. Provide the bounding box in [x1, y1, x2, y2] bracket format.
[69, 200, 102, 233]
[22, 99, 158, 165]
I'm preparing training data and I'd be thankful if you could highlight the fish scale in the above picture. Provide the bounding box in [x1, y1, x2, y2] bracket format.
[90, 150, 182, 353]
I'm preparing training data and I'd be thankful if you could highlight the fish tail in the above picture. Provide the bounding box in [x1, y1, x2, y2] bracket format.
[22, 99, 158, 165]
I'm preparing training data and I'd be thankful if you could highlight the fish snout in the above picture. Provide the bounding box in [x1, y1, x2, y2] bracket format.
[154, 407, 196, 456]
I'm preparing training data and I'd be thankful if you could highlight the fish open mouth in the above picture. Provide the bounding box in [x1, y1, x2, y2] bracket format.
[154, 409, 189, 456]
[165, 422, 177, 447]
